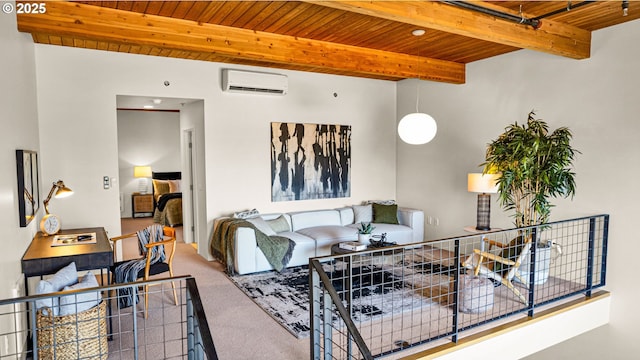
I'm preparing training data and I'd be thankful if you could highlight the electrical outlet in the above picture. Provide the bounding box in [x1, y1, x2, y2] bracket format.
[436, 218, 440, 226]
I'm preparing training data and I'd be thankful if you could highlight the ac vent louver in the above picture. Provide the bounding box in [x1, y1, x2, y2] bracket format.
[222, 69, 288, 95]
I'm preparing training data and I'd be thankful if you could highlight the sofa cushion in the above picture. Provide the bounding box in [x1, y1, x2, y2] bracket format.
[353, 205, 372, 223]
[372, 203, 399, 224]
[289, 210, 341, 231]
[296, 225, 357, 243]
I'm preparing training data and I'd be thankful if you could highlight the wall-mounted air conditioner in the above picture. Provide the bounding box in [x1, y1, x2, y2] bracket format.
[221, 69, 288, 95]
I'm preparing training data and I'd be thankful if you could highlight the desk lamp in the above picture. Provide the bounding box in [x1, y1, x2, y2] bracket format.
[40, 180, 73, 235]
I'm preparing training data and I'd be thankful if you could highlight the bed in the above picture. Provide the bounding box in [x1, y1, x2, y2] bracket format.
[151, 172, 183, 227]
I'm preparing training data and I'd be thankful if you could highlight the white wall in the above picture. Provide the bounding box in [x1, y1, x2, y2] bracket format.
[0, 2, 40, 353]
[180, 101, 206, 246]
[397, 20, 640, 358]
[117, 109, 181, 218]
[33, 46, 397, 257]
[0, 3, 39, 297]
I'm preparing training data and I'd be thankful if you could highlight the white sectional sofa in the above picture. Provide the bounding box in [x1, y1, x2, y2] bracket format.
[219, 205, 424, 275]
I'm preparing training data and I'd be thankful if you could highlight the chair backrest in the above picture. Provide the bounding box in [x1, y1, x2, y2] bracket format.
[504, 235, 533, 280]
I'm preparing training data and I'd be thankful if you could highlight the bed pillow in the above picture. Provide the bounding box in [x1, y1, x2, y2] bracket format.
[372, 203, 399, 224]
[246, 217, 276, 236]
[353, 204, 373, 223]
[58, 272, 102, 316]
[266, 215, 290, 233]
[153, 179, 170, 196]
[168, 179, 181, 193]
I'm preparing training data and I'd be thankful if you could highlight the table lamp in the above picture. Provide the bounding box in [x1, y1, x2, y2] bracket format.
[134, 166, 152, 194]
[468, 173, 499, 231]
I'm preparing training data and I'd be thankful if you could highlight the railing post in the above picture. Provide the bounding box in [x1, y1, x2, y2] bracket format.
[310, 261, 321, 360]
[451, 238, 460, 343]
[30, 300, 38, 360]
[600, 215, 610, 287]
[187, 285, 195, 360]
[323, 292, 333, 359]
[132, 285, 139, 360]
[527, 227, 537, 317]
[586, 217, 596, 297]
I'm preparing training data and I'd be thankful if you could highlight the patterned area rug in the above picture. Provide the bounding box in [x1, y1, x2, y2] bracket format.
[229, 263, 437, 338]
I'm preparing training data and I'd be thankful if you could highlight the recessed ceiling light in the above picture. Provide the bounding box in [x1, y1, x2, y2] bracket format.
[144, 105, 154, 109]
[412, 29, 426, 36]
[152, 99, 162, 104]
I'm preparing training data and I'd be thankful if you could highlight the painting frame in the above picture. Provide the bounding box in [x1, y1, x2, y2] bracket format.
[16, 149, 39, 227]
[271, 122, 351, 202]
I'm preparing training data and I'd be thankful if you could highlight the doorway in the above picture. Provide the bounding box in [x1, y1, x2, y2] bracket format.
[115, 95, 205, 250]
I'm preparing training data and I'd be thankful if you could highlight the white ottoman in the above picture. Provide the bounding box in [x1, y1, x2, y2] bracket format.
[459, 275, 494, 314]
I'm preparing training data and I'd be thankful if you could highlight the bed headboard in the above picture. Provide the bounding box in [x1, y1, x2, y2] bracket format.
[152, 172, 181, 181]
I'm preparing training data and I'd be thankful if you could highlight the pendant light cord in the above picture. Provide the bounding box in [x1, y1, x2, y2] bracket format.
[415, 80, 420, 113]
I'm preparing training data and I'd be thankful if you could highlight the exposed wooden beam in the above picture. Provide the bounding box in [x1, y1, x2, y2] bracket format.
[306, 1, 591, 60]
[17, 1, 465, 83]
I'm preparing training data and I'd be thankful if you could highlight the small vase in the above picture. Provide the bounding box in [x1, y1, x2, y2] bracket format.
[358, 234, 371, 244]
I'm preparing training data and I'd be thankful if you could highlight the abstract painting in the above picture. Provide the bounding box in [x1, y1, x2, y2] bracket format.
[271, 122, 351, 202]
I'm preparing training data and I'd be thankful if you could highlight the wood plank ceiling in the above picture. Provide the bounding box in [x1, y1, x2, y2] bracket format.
[16, 1, 640, 83]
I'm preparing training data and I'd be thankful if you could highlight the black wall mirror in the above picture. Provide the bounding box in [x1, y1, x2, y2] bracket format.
[16, 149, 39, 227]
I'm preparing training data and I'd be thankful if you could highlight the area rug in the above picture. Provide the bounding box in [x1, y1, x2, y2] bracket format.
[229, 263, 437, 339]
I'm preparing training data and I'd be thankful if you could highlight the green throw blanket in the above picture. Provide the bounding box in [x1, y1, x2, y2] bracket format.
[211, 218, 295, 275]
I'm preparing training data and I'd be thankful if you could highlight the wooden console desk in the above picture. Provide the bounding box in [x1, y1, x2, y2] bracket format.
[21, 227, 113, 294]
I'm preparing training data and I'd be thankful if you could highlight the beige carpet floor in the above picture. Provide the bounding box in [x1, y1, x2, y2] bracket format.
[117, 217, 309, 360]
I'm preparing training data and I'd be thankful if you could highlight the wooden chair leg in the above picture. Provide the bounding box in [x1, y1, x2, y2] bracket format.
[169, 267, 178, 305]
[144, 284, 149, 318]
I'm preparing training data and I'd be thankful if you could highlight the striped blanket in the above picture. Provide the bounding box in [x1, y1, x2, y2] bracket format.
[115, 224, 166, 309]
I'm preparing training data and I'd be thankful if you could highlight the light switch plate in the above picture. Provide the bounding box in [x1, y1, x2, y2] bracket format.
[103, 176, 110, 189]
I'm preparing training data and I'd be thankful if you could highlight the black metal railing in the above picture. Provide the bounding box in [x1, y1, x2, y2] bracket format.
[0, 275, 217, 359]
[309, 214, 609, 359]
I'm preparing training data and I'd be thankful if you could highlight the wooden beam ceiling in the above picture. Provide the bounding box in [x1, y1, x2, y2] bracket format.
[306, 1, 591, 59]
[17, 1, 465, 83]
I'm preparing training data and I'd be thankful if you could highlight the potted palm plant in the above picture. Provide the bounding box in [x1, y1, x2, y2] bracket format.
[483, 111, 578, 285]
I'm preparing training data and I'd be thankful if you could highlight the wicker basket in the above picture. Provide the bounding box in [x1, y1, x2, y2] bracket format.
[36, 300, 108, 360]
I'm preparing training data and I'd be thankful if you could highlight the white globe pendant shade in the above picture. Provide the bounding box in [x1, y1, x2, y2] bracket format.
[398, 112, 437, 145]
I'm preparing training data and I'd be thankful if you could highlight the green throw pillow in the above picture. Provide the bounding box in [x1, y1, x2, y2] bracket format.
[372, 203, 399, 224]
[266, 215, 290, 233]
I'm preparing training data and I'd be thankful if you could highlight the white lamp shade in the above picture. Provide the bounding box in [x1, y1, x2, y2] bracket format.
[467, 173, 499, 193]
[134, 166, 152, 178]
[398, 113, 437, 145]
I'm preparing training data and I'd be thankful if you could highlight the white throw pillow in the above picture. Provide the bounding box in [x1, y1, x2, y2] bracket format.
[58, 272, 102, 316]
[233, 208, 260, 219]
[246, 217, 276, 236]
[353, 204, 372, 223]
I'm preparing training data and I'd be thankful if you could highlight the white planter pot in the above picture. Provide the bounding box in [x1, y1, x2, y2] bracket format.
[515, 245, 551, 286]
[357, 234, 371, 245]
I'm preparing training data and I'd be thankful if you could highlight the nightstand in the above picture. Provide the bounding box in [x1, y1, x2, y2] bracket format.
[132, 193, 153, 218]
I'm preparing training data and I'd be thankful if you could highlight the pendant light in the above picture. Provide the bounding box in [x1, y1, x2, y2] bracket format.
[398, 29, 437, 145]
